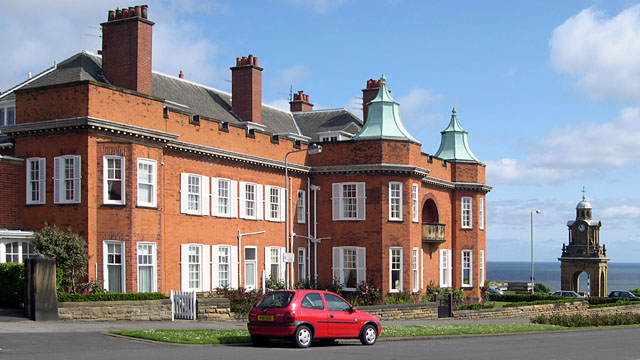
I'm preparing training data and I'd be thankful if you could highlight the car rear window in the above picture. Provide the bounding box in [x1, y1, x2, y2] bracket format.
[255, 291, 295, 309]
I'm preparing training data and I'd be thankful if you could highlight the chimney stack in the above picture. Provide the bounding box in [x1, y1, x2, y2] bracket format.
[289, 90, 314, 112]
[362, 78, 381, 124]
[230, 55, 263, 124]
[101, 5, 154, 95]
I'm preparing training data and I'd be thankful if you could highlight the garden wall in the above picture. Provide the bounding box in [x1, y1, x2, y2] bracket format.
[57, 297, 232, 321]
[358, 303, 438, 320]
[454, 302, 640, 320]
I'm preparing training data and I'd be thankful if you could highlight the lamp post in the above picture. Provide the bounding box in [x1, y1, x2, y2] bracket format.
[284, 144, 322, 289]
[531, 209, 541, 294]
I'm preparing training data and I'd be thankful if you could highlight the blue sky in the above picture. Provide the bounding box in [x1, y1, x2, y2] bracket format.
[2, 1, 640, 262]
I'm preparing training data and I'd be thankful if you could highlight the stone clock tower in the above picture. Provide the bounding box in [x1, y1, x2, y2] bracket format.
[559, 195, 609, 297]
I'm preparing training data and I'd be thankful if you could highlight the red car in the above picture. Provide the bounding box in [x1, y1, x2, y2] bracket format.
[247, 289, 382, 348]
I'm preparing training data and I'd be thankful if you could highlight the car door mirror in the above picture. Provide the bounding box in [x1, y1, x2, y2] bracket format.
[349, 306, 356, 313]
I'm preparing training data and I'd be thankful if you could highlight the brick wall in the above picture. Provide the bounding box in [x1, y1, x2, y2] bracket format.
[0, 157, 23, 228]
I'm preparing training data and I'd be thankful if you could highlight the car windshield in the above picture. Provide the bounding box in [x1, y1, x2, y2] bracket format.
[255, 291, 295, 309]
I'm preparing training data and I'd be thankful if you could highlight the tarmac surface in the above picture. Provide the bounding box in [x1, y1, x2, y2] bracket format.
[0, 306, 530, 334]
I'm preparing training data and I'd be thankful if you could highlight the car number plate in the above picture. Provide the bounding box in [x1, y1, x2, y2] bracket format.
[257, 315, 274, 321]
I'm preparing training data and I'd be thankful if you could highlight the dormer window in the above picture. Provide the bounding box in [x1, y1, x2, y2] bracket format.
[0, 105, 15, 127]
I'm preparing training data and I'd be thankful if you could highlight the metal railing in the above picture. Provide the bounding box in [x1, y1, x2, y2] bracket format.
[422, 223, 446, 242]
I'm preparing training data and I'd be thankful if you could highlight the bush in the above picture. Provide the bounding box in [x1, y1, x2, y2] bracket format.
[215, 286, 261, 314]
[630, 289, 640, 296]
[0, 263, 24, 307]
[488, 293, 561, 302]
[293, 280, 317, 290]
[534, 283, 551, 294]
[426, 282, 464, 304]
[587, 297, 640, 308]
[532, 313, 640, 327]
[264, 276, 285, 291]
[503, 299, 582, 308]
[57, 292, 166, 302]
[351, 280, 381, 306]
[383, 290, 415, 305]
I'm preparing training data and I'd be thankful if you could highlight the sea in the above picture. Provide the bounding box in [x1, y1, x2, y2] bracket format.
[487, 261, 640, 293]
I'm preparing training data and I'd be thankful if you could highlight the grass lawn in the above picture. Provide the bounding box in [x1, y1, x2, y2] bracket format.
[111, 323, 565, 345]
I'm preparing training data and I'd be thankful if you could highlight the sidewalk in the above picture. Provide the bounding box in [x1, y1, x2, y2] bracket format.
[0, 308, 531, 334]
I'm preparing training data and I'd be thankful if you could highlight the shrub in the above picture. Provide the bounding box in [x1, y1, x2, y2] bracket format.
[0, 263, 24, 307]
[503, 299, 582, 308]
[630, 289, 640, 296]
[488, 293, 561, 302]
[587, 297, 640, 308]
[57, 292, 166, 302]
[353, 280, 381, 306]
[383, 290, 414, 305]
[534, 283, 551, 294]
[426, 282, 464, 304]
[293, 280, 317, 289]
[264, 276, 285, 291]
[215, 286, 261, 314]
[532, 313, 640, 327]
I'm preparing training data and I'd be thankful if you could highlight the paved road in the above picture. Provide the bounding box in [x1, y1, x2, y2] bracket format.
[1, 319, 639, 360]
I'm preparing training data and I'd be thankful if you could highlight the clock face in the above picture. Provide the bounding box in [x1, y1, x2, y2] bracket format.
[578, 224, 586, 232]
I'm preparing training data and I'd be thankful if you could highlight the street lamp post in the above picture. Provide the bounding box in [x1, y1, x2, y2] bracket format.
[284, 144, 322, 289]
[531, 209, 541, 294]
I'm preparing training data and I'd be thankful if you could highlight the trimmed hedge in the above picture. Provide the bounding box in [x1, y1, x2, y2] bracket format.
[503, 299, 583, 308]
[57, 292, 166, 302]
[0, 263, 24, 307]
[488, 294, 562, 302]
[532, 313, 640, 327]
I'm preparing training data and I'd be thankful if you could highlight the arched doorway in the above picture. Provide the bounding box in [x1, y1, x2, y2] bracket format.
[422, 198, 439, 223]
[421, 197, 445, 244]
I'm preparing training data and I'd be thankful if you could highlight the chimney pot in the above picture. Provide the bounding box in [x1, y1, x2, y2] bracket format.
[122, 8, 129, 18]
[135, 6, 141, 17]
[141, 5, 148, 19]
[116, 8, 122, 19]
[179, 70, 184, 79]
[108, 10, 115, 21]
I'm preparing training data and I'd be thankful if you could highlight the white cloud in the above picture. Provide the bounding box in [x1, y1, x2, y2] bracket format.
[601, 205, 640, 219]
[0, 1, 228, 92]
[396, 88, 443, 129]
[488, 106, 640, 184]
[273, 65, 312, 89]
[549, 5, 640, 102]
[344, 96, 363, 120]
[397, 88, 441, 111]
[502, 66, 518, 77]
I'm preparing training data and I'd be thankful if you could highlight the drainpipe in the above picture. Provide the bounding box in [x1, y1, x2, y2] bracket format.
[306, 178, 311, 282]
[310, 184, 321, 284]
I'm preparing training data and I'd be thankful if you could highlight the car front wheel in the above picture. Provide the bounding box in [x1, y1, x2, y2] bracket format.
[294, 325, 313, 348]
[360, 324, 377, 345]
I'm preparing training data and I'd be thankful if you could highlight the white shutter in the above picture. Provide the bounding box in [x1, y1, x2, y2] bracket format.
[211, 178, 219, 216]
[73, 155, 81, 203]
[256, 184, 263, 220]
[39, 158, 46, 204]
[230, 246, 238, 289]
[102, 241, 108, 290]
[211, 245, 219, 289]
[388, 183, 393, 220]
[264, 185, 273, 221]
[264, 247, 271, 280]
[202, 245, 211, 291]
[439, 249, 445, 286]
[53, 157, 61, 204]
[120, 242, 126, 293]
[239, 181, 247, 219]
[447, 249, 452, 287]
[201, 176, 210, 216]
[180, 244, 189, 290]
[279, 187, 286, 222]
[230, 180, 238, 218]
[279, 246, 286, 282]
[421, 249, 424, 289]
[26, 159, 31, 204]
[332, 247, 341, 284]
[180, 174, 189, 214]
[356, 182, 366, 220]
[356, 247, 366, 285]
[332, 183, 341, 220]
[398, 183, 403, 221]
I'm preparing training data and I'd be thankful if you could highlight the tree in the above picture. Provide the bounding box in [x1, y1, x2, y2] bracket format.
[534, 282, 551, 294]
[32, 224, 89, 292]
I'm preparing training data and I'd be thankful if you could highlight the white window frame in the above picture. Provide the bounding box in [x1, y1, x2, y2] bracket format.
[332, 182, 366, 221]
[332, 246, 366, 291]
[297, 190, 306, 224]
[103, 156, 125, 205]
[412, 183, 419, 223]
[412, 247, 419, 292]
[0, 104, 15, 127]
[479, 197, 485, 230]
[265, 246, 285, 282]
[218, 245, 231, 288]
[103, 241, 126, 293]
[389, 182, 403, 221]
[462, 197, 473, 229]
[180, 173, 210, 216]
[26, 158, 46, 205]
[244, 246, 257, 290]
[480, 250, 485, 287]
[439, 249, 452, 288]
[239, 182, 263, 220]
[462, 249, 473, 288]
[1, 239, 35, 264]
[137, 242, 157, 293]
[53, 155, 81, 204]
[212, 245, 238, 290]
[297, 247, 306, 282]
[137, 158, 157, 208]
[211, 178, 238, 218]
[264, 186, 285, 222]
[180, 244, 211, 292]
[390, 247, 403, 293]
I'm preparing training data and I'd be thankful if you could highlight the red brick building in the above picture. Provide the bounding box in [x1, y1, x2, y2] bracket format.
[0, 5, 490, 298]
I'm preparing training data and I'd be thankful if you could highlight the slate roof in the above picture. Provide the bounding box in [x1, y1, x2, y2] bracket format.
[293, 109, 363, 142]
[7, 51, 361, 139]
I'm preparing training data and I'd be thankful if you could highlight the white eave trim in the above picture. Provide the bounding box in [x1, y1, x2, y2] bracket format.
[0, 229, 35, 240]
